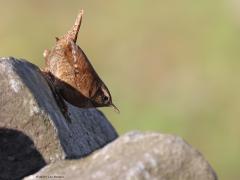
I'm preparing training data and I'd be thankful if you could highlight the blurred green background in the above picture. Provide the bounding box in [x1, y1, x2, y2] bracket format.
[0, 1, 239, 179]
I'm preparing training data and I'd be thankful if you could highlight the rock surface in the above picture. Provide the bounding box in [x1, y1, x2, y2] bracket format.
[0, 57, 218, 180]
[0, 57, 118, 179]
[25, 131, 218, 180]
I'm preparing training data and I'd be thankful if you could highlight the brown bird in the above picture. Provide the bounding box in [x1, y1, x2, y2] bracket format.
[43, 10, 119, 114]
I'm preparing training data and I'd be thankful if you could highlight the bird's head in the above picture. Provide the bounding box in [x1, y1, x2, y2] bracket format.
[91, 84, 119, 112]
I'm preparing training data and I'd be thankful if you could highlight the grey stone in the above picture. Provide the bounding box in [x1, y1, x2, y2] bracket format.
[25, 131, 218, 180]
[0, 57, 118, 179]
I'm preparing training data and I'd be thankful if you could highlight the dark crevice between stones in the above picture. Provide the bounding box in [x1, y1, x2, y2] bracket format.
[0, 128, 46, 180]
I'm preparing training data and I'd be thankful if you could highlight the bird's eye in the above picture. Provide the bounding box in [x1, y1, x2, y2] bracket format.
[103, 95, 109, 103]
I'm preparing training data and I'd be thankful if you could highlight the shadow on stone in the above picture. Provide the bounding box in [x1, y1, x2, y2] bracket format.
[0, 128, 46, 180]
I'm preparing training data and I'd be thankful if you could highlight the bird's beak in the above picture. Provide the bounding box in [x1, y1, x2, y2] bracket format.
[111, 103, 120, 113]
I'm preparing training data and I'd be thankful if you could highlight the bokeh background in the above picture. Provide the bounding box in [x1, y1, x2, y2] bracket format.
[0, 1, 239, 179]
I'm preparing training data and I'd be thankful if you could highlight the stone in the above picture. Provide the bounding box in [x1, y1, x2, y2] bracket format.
[25, 131, 218, 180]
[0, 57, 118, 180]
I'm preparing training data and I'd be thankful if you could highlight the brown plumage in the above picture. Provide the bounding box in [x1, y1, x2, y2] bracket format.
[43, 10, 119, 112]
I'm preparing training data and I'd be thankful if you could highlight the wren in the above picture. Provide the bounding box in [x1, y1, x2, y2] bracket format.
[42, 10, 119, 116]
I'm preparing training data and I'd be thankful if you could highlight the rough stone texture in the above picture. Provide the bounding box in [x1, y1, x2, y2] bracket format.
[0, 57, 118, 179]
[25, 131, 218, 180]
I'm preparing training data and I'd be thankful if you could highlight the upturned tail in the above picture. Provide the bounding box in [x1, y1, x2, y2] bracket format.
[62, 10, 84, 42]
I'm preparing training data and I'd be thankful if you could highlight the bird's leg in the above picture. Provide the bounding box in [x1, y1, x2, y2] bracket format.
[42, 71, 71, 122]
[55, 87, 72, 122]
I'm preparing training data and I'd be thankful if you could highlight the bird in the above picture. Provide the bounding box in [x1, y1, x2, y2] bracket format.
[42, 10, 119, 115]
